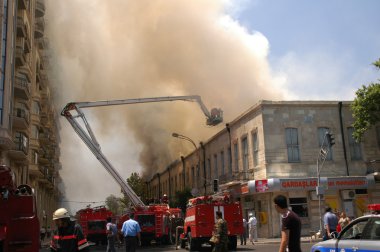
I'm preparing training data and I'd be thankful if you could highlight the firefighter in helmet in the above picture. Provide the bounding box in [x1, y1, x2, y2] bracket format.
[50, 208, 90, 252]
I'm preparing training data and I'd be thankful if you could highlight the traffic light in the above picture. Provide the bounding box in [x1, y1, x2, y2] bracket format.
[326, 132, 335, 147]
[213, 179, 219, 193]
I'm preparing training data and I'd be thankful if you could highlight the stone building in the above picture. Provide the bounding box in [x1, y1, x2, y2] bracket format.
[0, 0, 61, 229]
[148, 100, 380, 237]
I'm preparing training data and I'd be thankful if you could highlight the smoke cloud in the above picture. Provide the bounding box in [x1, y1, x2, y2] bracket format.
[45, 0, 282, 210]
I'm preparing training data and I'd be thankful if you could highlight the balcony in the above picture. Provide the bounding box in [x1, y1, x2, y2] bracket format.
[37, 37, 49, 50]
[38, 155, 49, 165]
[15, 46, 26, 67]
[29, 164, 44, 178]
[12, 108, 30, 129]
[0, 130, 13, 150]
[14, 75, 31, 100]
[18, 0, 28, 10]
[34, 18, 45, 39]
[39, 132, 49, 145]
[35, 0, 45, 18]
[17, 17, 27, 38]
[8, 136, 28, 163]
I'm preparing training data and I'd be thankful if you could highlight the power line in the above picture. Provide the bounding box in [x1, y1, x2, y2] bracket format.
[60, 200, 106, 204]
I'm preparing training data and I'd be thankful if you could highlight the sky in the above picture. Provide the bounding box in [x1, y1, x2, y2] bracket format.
[45, 0, 380, 213]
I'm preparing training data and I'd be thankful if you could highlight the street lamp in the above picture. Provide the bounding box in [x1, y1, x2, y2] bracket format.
[172, 132, 202, 195]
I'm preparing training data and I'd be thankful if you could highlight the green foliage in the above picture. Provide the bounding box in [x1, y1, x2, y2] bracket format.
[105, 194, 123, 215]
[351, 58, 380, 141]
[121, 172, 147, 207]
[170, 188, 193, 213]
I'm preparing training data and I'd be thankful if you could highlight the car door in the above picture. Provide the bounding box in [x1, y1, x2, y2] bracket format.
[356, 217, 380, 252]
[336, 217, 370, 252]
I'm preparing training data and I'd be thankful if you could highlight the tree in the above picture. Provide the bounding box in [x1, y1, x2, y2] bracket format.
[105, 194, 123, 215]
[351, 58, 380, 141]
[170, 188, 192, 213]
[120, 172, 147, 207]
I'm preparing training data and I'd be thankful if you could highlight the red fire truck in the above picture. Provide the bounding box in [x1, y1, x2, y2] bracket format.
[179, 194, 243, 251]
[0, 165, 40, 252]
[117, 205, 182, 245]
[61, 95, 222, 245]
[76, 206, 114, 245]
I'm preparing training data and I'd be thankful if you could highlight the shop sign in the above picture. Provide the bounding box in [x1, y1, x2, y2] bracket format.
[327, 176, 375, 189]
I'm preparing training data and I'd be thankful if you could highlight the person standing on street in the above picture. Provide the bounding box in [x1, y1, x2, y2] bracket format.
[323, 207, 339, 240]
[50, 208, 90, 252]
[121, 213, 141, 252]
[240, 218, 248, 245]
[211, 211, 228, 252]
[106, 217, 118, 252]
[274, 195, 302, 252]
[248, 213, 258, 245]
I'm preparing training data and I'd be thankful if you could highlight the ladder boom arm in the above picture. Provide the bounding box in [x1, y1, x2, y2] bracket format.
[61, 95, 223, 207]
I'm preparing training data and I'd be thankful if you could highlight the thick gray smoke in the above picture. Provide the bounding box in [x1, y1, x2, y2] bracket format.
[45, 0, 282, 210]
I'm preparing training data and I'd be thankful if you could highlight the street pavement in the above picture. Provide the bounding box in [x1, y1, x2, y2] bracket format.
[40, 236, 318, 251]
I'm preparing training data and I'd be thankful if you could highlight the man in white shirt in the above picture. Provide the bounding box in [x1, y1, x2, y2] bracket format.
[248, 213, 258, 244]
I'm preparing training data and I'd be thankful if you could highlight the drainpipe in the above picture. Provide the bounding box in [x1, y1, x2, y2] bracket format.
[200, 142, 207, 195]
[157, 173, 161, 200]
[338, 102, 349, 176]
[181, 156, 186, 189]
[226, 123, 232, 177]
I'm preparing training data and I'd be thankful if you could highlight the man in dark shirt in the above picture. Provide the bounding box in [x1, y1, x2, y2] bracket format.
[274, 195, 302, 252]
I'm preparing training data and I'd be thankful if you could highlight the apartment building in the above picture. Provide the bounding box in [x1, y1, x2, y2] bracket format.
[0, 0, 60, 228]
[149, 100, 380, 238]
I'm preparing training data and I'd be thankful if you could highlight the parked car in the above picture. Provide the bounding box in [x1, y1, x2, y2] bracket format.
[311, 214, 380, 252]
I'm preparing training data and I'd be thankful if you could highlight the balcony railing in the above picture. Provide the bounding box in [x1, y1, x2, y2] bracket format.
[14, 75, 30, 99]
[17, 17, 26, 38]
[35, 0, 46, 18]
[34, 18, 45, 39]
[15, 46, 26, 67]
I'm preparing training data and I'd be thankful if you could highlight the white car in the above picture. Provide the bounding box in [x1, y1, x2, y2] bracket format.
[311, 214, 380, 252]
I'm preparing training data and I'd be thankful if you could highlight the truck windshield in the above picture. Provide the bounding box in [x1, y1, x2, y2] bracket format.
[136, 215, 155, 227]
[88, 220, 106, 231]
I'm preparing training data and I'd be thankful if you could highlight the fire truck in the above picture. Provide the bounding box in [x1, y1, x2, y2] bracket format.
[61, 95, 222, 244]
[179, 194, 243, 251]
[0, 165, 40, 252]
[117, 205, 183, 245]
[76, 206, 114, 245]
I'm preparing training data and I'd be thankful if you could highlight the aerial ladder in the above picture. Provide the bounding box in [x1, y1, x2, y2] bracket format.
[61, 95, 223, 207]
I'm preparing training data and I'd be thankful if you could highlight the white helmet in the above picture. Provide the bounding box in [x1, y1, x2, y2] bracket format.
[53, 208, 70, 220]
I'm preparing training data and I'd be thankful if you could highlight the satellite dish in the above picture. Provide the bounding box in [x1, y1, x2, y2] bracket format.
[191, 188, 199, 197]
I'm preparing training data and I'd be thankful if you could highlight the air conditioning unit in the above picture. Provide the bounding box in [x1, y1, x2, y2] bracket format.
[341, 190, 356, 200]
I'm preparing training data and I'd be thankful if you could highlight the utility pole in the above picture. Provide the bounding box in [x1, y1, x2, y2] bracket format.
[316, 131, 335, 233]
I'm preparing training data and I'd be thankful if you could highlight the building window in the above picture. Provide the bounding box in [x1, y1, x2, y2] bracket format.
[227, 147, 232, 177]
[15, 132, 28, 154]
[33, 149, 38, 164]
[252, 131, 259, 167]
[220, 151, 225, 175]
[286, 128, 300, 162]
[318, 127, 332, 160]
[289, 197, 308, 217]
[233, 142, 239, 172]
[214, 154, 218, 179]
[348, 127, 362, 160]
[32, 101, 40, 115]
[242, 137, 249, 179]
[31, 125, 39, 139]
[207, 158, 211, 181]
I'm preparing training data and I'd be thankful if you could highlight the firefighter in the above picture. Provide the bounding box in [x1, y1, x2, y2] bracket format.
[211, 211, 228, 252]
[50, 208, 90, 252]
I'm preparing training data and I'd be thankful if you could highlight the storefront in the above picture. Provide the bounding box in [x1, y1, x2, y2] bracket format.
[241, 175, 376, 238]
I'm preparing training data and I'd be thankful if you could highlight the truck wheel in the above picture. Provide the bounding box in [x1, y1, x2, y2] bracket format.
[228, 236, 237, 250]
[188, 232, 199, 251]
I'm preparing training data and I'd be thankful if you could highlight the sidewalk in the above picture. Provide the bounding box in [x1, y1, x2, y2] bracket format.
[240, 236, 322, 245]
